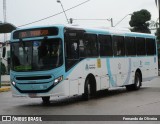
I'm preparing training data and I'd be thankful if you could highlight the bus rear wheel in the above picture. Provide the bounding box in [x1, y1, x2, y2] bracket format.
[42, 96, 50, 104]
[126, 72, 141, 91]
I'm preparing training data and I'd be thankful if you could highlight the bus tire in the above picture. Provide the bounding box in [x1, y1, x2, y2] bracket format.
[83, 78, 91, 101]
[133, 72, 141, 90]
[126, 72, 141, 91]
[42, 96, 50, 104]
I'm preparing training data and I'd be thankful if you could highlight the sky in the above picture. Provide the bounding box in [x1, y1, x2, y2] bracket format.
[0, 0, 159, 41]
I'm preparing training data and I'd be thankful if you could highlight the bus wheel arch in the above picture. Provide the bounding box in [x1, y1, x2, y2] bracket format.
[83, 73, 97, 100]
[42, 96, 50, 104]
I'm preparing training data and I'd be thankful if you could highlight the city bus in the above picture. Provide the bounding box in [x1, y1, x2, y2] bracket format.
[9, 24, 158, 103]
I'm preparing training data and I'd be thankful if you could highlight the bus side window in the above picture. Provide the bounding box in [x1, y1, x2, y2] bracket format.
[113, 36, 125, 56]
[84, 33, 98, 57]
[99, 34, 113, 56]
[125, 36, 136, 56]
[136, 37, 146, 56]
[146, 38, 156, 55]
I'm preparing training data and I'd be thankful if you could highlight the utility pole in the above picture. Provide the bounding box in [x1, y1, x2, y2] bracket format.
[3, 0, 6, 23]
[110, 18, 113, 27]
[155, 0, 160, 27]
[158, 0, 160, 28]
[106, 18, 113, 27]
[1, 0, 6, 87]
[3, 0, 7, 42]
[57, 0, 69, 24]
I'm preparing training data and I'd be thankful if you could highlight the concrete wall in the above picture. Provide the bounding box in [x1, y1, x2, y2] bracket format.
[1, 75, 10, 83]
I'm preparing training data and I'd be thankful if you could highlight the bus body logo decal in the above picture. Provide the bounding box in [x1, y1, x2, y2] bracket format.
[97, 58, 101, 68]
[85, 64, 89, 71]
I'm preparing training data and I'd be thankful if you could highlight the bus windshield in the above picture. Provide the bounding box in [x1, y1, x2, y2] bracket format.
[11, 38, 63, 72]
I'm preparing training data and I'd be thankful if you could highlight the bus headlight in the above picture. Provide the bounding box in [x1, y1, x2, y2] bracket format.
[12, 81, 16, 86]
[54, 76, 63, 85]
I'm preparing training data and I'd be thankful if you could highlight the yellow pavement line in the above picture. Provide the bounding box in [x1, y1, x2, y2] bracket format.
[0, 87, 11, 92]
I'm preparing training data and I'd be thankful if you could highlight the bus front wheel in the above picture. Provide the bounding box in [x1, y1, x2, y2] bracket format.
[83, 78, 91, 100]
[42, 96, 50, 104]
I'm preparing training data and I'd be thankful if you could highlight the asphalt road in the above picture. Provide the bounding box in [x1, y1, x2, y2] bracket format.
[1, 77, 160, 124]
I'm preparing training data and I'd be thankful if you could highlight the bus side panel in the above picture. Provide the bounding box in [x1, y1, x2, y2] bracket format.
[78, 78, 85, 94]
[131, 56, 158, 83]
[148, 56, 158, 79]
[69, 78, 85, 96]
[107, 57, 129, 87]
[67, 59, 87, 96]
[67, 58, 106, 96]
[142, 56, 158, 81]
[100, 59, 110, 90]
[69, 79, 79, 95]
[123, 58, 133, 86]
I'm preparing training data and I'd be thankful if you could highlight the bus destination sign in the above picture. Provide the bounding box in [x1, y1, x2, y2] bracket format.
[13, 27, 58, 39]
[19, 30, 49, 38]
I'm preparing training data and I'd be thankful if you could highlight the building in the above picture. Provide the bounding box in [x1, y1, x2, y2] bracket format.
[0, 41, 10, 74]
[0, 22, 16, 75]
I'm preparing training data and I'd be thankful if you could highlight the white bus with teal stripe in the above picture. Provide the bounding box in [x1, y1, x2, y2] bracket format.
[10, 25, 158, 103]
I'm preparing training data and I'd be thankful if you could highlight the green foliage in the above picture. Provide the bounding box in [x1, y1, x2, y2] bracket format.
[1, 62, 6, 75]
[129, 9, 151, 33]
[156, 28, 160, 42]
[156, 28, 160, 68]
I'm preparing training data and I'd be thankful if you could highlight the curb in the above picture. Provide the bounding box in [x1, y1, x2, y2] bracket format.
[0, 87, 11, 92]
[1, 83, 10, 86]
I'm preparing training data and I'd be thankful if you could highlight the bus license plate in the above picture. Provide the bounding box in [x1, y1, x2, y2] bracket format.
[29, 93, 37, 98]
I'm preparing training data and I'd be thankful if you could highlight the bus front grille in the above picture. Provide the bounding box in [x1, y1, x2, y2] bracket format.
[16, 76, 52, 81]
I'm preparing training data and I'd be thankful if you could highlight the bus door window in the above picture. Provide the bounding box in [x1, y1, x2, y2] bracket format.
[65, 36, 79, 71]
[65, 30, 86, 71]
[79, 39, 86, 58]
[71, 41, 79, 59]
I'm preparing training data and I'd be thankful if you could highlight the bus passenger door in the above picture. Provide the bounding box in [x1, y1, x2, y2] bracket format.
[64, 28, 85, 95]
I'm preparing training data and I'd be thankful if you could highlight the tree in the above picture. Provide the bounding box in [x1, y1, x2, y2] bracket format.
[156, 28, 160, 42]
[1, 62, 6, 75]
[129, 9, 151, 33]
[156, 28, 160, 68]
